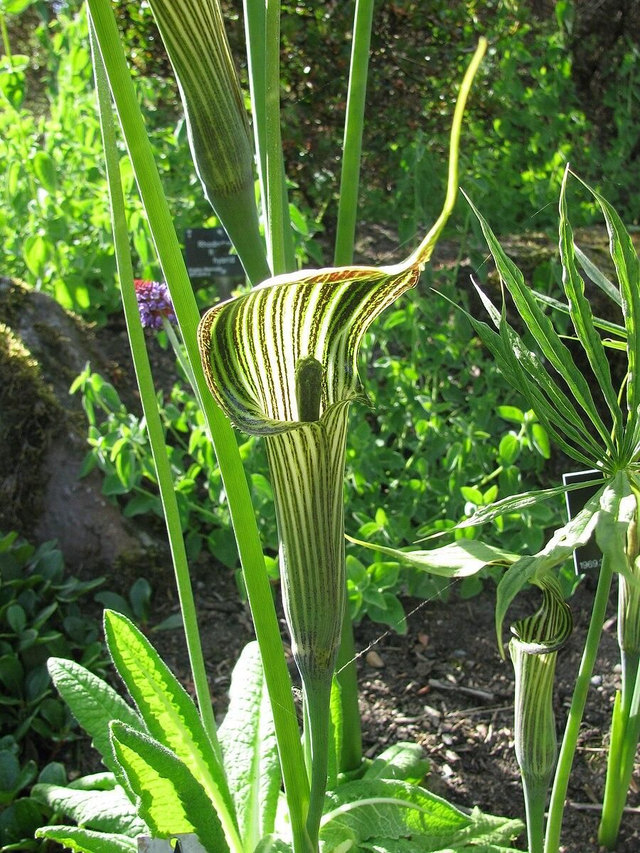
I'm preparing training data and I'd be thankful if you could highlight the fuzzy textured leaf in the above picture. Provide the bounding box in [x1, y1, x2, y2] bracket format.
[104, 611, 235, 827]
[218, 642, 280, 851]
[47, 657, 142, 796]
[35, 826, 137, 853]
[31, 783, 146, 837]
[110, 722, 229, 853]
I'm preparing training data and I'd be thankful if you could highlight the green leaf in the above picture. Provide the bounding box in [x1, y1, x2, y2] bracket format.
[558, 168, 623, 442]
[574, 173, 640, 453]
[363, 743, 429, 785]
[30, 784, 146, 837]
[319, 779, 470, 850]
[47, 658, 143, 794]
[4, 0, 37, 13]
[464, 191, 614, 456]
[574, 245, 622, 307]
[496, 405, 524, 424]
[218, 642, 280, 851]
[103, 611, 237, 834]
[23, 234, 50, 278]
[36, 826, 137, 853]
[594, 472, 636, 581]
[110, 722, 229, 852]
[495, 485, 606, 656]
[32, 152, 57, 193]
[498, 433, 519, 465]
[347, 535, 518, 578]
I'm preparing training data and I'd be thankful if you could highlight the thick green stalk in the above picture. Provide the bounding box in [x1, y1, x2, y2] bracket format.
[333, 0, 375, 266]
[86, 3, 310, 850]
[264, 0, 294, 275]
[598, 653, 640, 847]
[335, 593, 362, 771]
[544, 554, 614, 853]
[90, 22, 242, 852]
[304, 677, 333, 851]
[522, 777, 547, 853]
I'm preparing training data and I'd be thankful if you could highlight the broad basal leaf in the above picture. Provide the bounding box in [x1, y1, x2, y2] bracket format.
[31, 783, 146, 837]
[47, 657, 143, 798]
[363, 743, 429, 785]
[104, 610, 236, 835]
[110, 722, 230, 853]
[319, 779, 470, 851]
[218, 642, 280, 851]
[35, 827, 137, 853]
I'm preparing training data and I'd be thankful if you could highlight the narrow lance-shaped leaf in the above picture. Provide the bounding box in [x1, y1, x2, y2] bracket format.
[558, 166, 624, 446]
[573, 173, 640, 458]
[464, 191, 615, 457]
[103, 610, 238, 846]
[346, 535, 519, 578]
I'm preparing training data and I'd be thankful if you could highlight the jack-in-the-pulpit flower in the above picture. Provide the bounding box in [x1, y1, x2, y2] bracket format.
[198, 40, 486, 847]
[509, 574, 572, 853]
[134, 279, 177, 329]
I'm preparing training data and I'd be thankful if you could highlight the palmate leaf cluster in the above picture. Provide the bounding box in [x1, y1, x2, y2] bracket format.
[35, 612, 523, 853]
[354, 170, 639, 638]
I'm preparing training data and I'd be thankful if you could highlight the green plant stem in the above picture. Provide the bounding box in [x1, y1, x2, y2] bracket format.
[87, 4, 310, 850]
[89, 21, 244, 852]
[544, 553, 614, 853]
[598, 650, 640, 848]
[333, 0, 375, 266]
[336, 592, 362, 771]
[264, 0, 293, 275]
[522, 776, 547, 853]
[304, 677, 333, 852]
[0, 11, 12, 63]
[162, 317, 197, 389]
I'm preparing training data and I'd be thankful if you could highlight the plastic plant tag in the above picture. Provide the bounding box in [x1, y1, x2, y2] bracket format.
[138, 835, 208, 853]
[563, 469, 605, 574]
[184, 227, 244, 286]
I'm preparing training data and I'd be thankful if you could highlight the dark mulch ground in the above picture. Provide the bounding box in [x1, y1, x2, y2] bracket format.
[143, 560, 639, 853]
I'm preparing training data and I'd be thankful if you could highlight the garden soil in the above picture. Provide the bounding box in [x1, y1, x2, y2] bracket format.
[143, 563, 640, 853]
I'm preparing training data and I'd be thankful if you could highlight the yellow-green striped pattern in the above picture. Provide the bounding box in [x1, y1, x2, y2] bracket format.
[198, 264, 419, 435]
[510, 575, 573, 783]
[197, 262, 418, 681]
[147, 0, 253, 198]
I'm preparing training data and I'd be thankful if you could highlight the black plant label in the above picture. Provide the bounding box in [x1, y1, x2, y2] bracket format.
[563, 468, 605, 574]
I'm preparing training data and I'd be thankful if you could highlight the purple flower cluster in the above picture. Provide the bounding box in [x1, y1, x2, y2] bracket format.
[134, 279, 177, 329]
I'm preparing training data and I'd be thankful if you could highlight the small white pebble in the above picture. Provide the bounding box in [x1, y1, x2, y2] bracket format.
[590, 675, 602, 686]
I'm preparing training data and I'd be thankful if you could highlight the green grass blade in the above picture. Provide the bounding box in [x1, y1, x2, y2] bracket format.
[558, 168, 624, 446]
[89, 15, 222, 764]
[465, 192, 615, 456]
